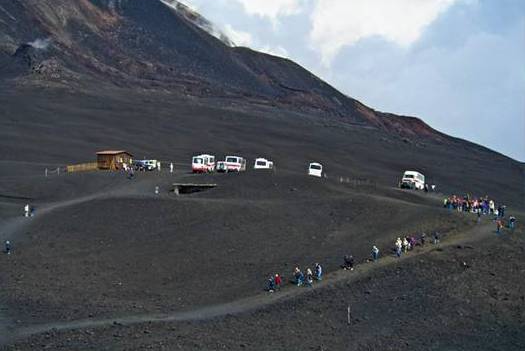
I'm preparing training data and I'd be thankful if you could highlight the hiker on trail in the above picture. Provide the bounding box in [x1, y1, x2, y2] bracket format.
[342, 255, 354, 270]
[496, 219, 503, 235]
[433, 232, 440, 244]
[24, 204, 30, 217]
[266, 276, 275, 293]
[407, 236, 416, 249]
[395, 238, 402, 257]
[4, 240, 11, 255]
[509, 216, 516, 230]
[305, 268, 314, 287]
[371, 246, 379, 261]
[315, 263, 323, 280]
[170, 162, 174, 174]
[402, 237, 409, 253]
[274, 274, 282, 290]
[294, 267, 304, 286]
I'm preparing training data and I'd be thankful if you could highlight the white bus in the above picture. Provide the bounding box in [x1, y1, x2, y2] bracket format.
[400, 170, 425, 190]
[192, 154, 215, 173]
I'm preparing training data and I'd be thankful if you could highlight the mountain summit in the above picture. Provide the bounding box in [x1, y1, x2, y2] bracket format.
[0, 0, 441, 139]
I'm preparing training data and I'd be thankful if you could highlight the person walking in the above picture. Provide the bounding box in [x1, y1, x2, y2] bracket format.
[24, 204, 30, 217]
[170, 162, 174, 174]
[371, 245, 379, 261]
[305, 268, 314, 287]
[433, 232, 440, 244]
[509, 216, 516, 230]
[4, 240, 11, 255]
[402, 237, 409, 253]
[266, 276, 275, 293]
[342, 255, 354, 270]
[314, 263, 323, 281]
[274, 274, 282, 290]
[420, 233, 426, 246]
[395, 238, 402, 257]
[294, 267, 304, 287]
[496, 219, 503, 235]
[477, 210, 481, 223]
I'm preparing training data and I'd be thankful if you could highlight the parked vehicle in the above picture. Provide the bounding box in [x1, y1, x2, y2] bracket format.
[223, 156, 246, 172]
[400, 170, 425, 190]
[308, 162, 323, 177]
[192, 154, 216, 173]
[254, 158, 274, 170]
[134, 159, 159, 171]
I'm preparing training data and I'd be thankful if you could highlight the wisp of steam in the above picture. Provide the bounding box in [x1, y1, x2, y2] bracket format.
[28, 38, 51, 50]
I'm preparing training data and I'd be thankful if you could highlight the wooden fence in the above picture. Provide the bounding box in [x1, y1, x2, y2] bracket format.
[66, 162, 98, 173]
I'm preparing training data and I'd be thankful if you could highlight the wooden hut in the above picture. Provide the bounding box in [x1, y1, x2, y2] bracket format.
[96, 150, 133, 171]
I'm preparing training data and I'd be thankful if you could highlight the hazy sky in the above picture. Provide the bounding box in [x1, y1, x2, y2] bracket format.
[178, 0, 525, 161]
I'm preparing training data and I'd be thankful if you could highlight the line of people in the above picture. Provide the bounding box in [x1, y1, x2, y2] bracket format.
[265, 228, 448, 292]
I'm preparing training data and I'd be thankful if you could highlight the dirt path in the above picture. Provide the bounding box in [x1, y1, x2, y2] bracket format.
[2, 220, 497, 345]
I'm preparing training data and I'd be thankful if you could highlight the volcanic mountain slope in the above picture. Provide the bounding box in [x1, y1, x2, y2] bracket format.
[0, 0, 442, 139]
[0, 0, 522, 204]
[0, 2, 524, 350]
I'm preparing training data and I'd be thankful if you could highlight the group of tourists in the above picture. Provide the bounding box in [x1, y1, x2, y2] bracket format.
[444, 194, 517, 234]
[443, 194, 500, 215]
[393, 232, 439, 257]
[292, 264, 323, 287]
[266, 263, 323, 292]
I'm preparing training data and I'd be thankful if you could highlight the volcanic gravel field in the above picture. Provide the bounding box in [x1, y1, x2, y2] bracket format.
[1, 161, 524, 350]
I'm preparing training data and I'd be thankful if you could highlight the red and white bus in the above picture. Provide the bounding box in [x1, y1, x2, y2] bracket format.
[192, 154, 216, 173]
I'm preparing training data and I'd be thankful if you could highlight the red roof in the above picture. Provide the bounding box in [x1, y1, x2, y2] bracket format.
[96, 150, 132, 156]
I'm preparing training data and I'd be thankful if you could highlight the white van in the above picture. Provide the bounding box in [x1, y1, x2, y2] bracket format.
[308, 162, 323, 177]
[400, 170, 425, 190]
[224, 156, 246, 172]
[192, 154, 215, 173]
[254, 158, 274, 170]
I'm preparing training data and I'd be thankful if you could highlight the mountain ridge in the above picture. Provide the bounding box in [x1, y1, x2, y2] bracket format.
[0, 0, 448, 142]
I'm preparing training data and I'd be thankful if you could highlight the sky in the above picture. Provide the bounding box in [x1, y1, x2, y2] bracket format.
[178, 0, 525, 161]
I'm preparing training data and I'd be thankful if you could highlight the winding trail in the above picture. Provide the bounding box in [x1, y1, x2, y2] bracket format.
[2, 219, 495, 345]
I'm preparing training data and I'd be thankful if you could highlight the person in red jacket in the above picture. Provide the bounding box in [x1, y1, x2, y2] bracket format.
[274, 274, 282, 290]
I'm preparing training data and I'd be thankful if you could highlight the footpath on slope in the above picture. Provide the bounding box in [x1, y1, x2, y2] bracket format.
[3, 219, 498, 345]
